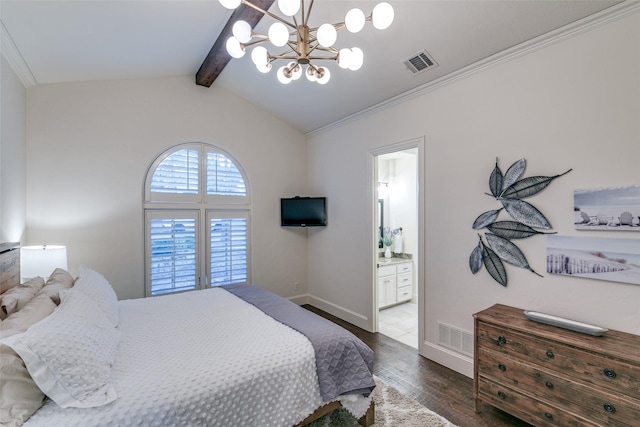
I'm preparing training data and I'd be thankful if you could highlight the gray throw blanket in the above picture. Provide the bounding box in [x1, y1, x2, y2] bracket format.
[222, 284, 375, 402]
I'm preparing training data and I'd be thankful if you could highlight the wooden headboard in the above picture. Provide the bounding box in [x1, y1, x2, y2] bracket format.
[0, 242, 20, 294]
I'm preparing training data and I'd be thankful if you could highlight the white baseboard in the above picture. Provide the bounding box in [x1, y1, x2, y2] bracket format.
[306, 294, 371, 331]
[287, 293, 310, 306]
[422, 341, 474, 379]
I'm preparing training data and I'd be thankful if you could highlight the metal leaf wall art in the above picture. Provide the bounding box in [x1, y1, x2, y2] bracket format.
[470, 158, 572, 286]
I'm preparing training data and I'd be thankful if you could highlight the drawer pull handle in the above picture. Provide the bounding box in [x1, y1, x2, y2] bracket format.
[496, 336, 507, 346]
[603, 403, 616, 413]
[544, 413, 553, 420]
[604, 368, 617, 379]
[497, 363, 506, 372]
[545, 350, 554, 359]
[545, 381, 554, 389]
[497, 391, 506, 400]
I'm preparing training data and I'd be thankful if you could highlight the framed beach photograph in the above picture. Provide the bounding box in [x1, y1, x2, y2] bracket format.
[574, 185, 640, 230]
[547, 235, 640, 286]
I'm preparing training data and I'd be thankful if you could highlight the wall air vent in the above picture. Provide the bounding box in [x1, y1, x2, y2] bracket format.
[404, 50, 438, 74]
[438, 322, 473, 357]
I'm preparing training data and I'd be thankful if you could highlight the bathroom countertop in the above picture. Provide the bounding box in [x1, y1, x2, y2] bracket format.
[377, 255, 412, 267]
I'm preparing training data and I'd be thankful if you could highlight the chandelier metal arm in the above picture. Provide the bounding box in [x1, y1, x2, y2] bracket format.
[269, 54, 301, 60]
[242, 34, 269, 48]
[307, 55, 338, 61]
[240, 0, 296, 29]
[303, 0, 314, 28]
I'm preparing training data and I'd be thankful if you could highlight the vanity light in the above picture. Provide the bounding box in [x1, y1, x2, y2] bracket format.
[377, 182, 389, 198]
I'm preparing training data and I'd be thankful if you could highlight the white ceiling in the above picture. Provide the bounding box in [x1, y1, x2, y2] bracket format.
[1, 0, 626, 134]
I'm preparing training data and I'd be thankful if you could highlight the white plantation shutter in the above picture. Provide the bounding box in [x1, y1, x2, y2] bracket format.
[207, 152, 246, 196]
[208, 212, 250, 286]
[151, 148, 199, 194]
[144, 143, 251, 297]
[146, 211, 198, 296]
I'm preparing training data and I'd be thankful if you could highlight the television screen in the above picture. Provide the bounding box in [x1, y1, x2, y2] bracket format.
[281, 197, 327, 227]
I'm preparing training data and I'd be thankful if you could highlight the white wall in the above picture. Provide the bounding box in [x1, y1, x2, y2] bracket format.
[0, 55, 26, 243]
[26, 76, 309, 300]
[307, 10, 640, 377]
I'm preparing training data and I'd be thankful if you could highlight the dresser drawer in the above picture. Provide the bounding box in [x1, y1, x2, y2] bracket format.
[477, 322, 640, 397]
[478, 348, 640, 426]
[396, 285, 412, 302]
[396, 262, 412, 274]
[396, 272, 412, 287]
[478, 377, 598, 427]
[378, 264, 395, 277]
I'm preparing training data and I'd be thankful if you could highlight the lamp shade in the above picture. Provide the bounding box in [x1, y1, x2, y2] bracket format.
[21, 245, 68, 280]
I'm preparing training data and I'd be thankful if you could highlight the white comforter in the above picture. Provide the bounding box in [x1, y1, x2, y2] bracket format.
[24, 288, 342, 426]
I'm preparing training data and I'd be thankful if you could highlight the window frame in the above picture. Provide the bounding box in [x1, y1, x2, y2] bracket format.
[143, 142, 252, 297]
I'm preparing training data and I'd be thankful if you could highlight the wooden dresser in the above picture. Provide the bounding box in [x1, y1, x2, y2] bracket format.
[474, 304, 640, 426]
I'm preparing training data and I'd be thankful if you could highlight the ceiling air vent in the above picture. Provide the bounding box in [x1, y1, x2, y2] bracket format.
[404, 50, 437, 75]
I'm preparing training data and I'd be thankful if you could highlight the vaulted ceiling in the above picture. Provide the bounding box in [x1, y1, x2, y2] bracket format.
[1, 0, 626, 133]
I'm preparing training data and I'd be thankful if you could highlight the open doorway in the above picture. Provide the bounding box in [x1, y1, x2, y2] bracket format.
[375, 148, 419, 349]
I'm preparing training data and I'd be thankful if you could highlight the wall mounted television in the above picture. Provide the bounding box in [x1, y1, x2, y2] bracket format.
[281, 197, 327, 227]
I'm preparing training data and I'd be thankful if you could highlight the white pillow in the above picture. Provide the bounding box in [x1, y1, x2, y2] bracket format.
[1, 290, 120, 409]
[73, 266, 119, 327]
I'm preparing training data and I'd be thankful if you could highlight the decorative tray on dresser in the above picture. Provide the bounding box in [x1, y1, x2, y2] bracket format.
[473, 304, 640, 427]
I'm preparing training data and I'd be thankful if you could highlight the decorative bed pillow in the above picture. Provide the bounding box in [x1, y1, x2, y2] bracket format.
[0, 341, 46, 427]
[0, 277, 46, 320]
[73, 266, 119, 327]
[2, 289, 120, 409]
[36, 268, 75, 305]
[0, 293, 57, 334]
[0, 294, 56, 425]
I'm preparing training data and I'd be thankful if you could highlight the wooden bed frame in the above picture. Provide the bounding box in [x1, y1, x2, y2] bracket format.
[0, 241, 374, 426]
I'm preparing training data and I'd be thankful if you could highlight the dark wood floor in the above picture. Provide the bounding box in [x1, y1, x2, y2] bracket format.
[304, 305, 532, 427]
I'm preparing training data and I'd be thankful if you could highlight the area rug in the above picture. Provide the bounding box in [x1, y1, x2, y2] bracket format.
[308, 376, 458, 426]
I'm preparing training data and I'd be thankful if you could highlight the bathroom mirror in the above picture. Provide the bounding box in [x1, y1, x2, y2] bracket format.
[378, 199, 384, 248]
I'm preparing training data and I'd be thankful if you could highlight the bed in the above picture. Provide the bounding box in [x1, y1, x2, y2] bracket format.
[0, 242, 375, 426]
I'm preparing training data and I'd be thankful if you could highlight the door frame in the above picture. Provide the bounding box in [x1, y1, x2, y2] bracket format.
[368, 136, 425, 353]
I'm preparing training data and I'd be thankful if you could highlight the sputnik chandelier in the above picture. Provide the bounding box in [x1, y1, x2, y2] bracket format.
[219, 0, 394, 85]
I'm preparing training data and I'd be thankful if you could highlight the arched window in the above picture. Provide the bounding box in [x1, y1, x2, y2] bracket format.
[143, 143, 251, 296]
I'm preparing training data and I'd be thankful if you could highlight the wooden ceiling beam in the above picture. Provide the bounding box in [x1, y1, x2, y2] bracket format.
[196, 0, 275, 87]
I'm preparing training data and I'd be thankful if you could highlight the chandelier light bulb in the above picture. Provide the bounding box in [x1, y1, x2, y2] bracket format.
[268, 22, 290, 47]
[305, 66, 317, 82]
[345, 8, 366, 33]
[338, 48, 353, 69]
[349, 47, 364, 71]
[372, 2, 394, 30]
[251, 46, 269, 66]
[277, 66, 293, 84]
[232, 20, 252, 43]
[317, 23, 337, 48]
[219, 0, 241, 10]
[277, 0, 300, 17]
[316, 67, 331, 85]
[256, 63, 272, 73]
[288, 62, 302, 80]
[225, 37, 245, 58]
